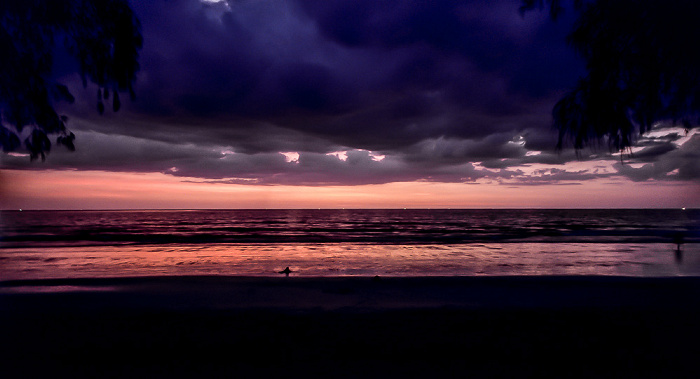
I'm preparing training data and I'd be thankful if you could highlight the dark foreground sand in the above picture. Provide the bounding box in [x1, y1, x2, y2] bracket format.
[2, 276, 700, 377]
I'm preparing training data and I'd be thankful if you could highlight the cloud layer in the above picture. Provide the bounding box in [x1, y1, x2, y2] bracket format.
[2, 0, 698, 185]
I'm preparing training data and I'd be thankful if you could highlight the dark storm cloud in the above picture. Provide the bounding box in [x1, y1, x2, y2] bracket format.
[5, 0, 694, 185]
[72, 0, 579, 139]
[0, 130, 221, 173]
[0, 130, 523, 186]
[295, 0, 578, 96]
[615, 134, 700, 182]
[629, 143, 678, 163]
[511, 168, 613, 185]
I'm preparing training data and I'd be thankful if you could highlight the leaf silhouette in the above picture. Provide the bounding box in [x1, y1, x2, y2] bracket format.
[0, 0, 142, 158]
[524, 0, 700, 151]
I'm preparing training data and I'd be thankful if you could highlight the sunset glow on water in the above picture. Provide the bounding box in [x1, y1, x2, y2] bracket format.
[2, 242, 700, 281]
[2, 209, 697, 280]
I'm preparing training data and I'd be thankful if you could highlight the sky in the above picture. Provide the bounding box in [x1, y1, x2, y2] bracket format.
[1, 0, 699, 209]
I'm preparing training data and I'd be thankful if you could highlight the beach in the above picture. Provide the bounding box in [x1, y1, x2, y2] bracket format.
[3, 275, 700, 377]
[2, 209, 698, 376]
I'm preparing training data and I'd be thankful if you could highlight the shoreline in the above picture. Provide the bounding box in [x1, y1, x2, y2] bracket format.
[3, 274, 700, 308]
[3, 275, 700, 314]
[2, 241, 698, 280]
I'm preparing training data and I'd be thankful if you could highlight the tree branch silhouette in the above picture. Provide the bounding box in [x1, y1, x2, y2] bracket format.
[0, 0, 142, 160]
[522, 0, 700, 151]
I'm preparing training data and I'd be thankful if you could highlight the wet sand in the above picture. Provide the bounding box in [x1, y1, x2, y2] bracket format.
[2, 275, 700, 377]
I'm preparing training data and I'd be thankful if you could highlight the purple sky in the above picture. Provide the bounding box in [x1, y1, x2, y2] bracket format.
[1, 0, 698, 209]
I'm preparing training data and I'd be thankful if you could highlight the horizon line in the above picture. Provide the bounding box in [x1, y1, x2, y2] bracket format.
[1, 207, 695, 212]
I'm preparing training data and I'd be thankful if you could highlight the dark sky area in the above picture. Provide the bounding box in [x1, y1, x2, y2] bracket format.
[2, 0, 698, 190]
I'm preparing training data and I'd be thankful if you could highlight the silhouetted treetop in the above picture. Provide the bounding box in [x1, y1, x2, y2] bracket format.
[523, 0, 700, 151]
[0, 0, 141, 160]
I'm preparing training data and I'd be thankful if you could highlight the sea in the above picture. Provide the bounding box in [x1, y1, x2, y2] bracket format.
[1, 209, 699, 280]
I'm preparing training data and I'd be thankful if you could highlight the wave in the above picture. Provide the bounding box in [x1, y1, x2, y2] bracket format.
[1, 209, 698, 248]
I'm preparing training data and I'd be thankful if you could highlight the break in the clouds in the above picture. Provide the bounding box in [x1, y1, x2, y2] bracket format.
[3, 0, 698, 185]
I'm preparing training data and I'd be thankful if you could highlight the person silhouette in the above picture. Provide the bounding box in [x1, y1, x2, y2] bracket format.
[279, 267, 292, 276]
[672, 233, 684, 264]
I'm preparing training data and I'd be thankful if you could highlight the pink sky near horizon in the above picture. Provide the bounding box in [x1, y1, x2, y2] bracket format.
[2, 169, 698, 210]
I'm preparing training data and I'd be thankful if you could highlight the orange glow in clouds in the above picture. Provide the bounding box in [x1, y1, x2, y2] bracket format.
[1, 169, 698, 209]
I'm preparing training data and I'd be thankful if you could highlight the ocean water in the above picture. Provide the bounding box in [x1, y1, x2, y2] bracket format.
[1, 209, 698, 280]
